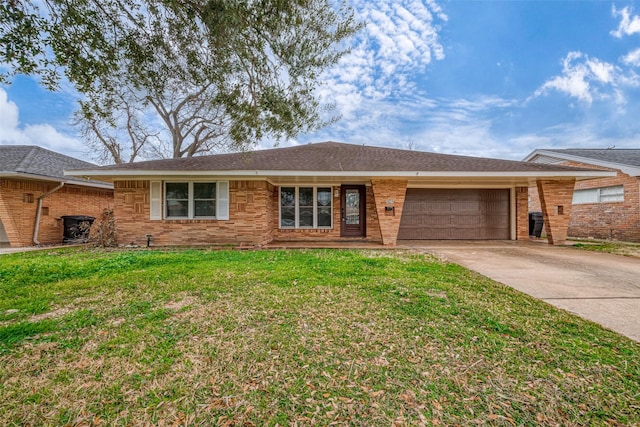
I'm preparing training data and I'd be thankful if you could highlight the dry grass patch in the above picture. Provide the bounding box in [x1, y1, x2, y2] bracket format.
[0, 248, 638, 426]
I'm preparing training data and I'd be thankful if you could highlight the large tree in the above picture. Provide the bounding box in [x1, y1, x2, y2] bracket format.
[1, 0, 359, 162]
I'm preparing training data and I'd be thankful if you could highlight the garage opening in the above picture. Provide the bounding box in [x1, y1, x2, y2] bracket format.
[398, 189, 510, 240]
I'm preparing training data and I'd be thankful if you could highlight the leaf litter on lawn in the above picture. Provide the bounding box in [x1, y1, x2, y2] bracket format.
[0, 248, 638, 426]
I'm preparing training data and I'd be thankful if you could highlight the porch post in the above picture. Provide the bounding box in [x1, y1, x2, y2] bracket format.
[536, 179, 576, 245]
[370, 179, 408, 246]
[515, 186, 530, 240]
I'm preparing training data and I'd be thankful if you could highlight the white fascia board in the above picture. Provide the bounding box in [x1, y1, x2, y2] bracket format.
[2, 171, 113, 189]
[66, 169, 615, 179]
[524, 150, 640, 176]
[522, 150, 542, 162]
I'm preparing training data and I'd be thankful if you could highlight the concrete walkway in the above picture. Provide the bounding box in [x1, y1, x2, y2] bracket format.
[407, 241, 640, 342]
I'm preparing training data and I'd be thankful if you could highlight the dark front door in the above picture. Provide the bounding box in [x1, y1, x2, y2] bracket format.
[341, 185, 366, 237]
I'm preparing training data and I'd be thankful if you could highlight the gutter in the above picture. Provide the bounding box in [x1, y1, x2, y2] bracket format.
[33, 182, 65, 245]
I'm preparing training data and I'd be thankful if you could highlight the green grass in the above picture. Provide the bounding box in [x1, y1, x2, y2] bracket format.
[572, 241, 640, 258]
[0, 247, 638, 426]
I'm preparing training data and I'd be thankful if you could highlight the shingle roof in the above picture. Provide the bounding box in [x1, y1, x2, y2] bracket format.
[79, 141, 597, 173]
[540, 149, 640, 168]
[0, 145, 109, 186]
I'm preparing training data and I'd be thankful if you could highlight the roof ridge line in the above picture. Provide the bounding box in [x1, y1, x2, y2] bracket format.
[15, 146, 39, 172]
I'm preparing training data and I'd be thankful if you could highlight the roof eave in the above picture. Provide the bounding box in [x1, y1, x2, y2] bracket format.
[1, 171, 114, 189]
[65, 169, 614, 180]
[524, 149, 640, 176]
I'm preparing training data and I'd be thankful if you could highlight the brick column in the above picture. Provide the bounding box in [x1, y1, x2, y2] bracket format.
[370, 179, 407, 246]
[515, 186, 529, 240]
[536, 179, 575, 245]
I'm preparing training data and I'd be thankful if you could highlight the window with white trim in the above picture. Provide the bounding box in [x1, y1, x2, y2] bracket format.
[573, 185, 623, 204]
[160, 181, 228, 219]
[280, 186, 332, 228]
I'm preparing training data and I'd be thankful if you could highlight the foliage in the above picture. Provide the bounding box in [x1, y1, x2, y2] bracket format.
[1, 0, 360, 162]
[89, 208, 117, 247]
[0, 248, 638, 426]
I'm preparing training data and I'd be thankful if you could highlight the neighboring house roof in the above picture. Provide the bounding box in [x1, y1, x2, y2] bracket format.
[0, 145, 113, 189]
[523, 148, 640, 177]
[67, 141, 611, 183]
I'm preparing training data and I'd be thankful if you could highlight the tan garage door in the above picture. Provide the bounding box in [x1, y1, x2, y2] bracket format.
[398, 189, 510, 240]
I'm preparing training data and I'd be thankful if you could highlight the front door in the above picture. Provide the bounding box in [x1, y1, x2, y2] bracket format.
[341, 185, 366, 237]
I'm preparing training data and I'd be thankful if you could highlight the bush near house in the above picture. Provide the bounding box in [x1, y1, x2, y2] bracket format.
[0, 248, 638, 426]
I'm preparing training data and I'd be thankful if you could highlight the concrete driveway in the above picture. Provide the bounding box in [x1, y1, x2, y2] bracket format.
[402, 241, 640, 342]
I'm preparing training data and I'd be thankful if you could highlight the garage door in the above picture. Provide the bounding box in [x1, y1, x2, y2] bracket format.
[398, 189, 510, 240]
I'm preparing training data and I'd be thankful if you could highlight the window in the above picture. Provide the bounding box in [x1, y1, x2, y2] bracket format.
[162, 181, 227, 219]
[573, 185, 623, 204]
[280, 186, 332, 228]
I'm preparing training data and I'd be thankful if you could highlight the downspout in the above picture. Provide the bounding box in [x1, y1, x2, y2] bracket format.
[33, 182, 65, 245]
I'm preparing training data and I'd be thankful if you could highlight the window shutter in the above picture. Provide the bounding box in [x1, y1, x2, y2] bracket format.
[150, 181, 162, 220]
[217, 181, 229, 220]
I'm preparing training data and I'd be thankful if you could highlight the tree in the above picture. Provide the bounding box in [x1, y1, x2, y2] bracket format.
[1, 0, 359, 162]
[76, 77, 235, 163]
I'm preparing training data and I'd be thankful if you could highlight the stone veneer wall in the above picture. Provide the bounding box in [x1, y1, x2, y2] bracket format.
[0, 178, 113, 247]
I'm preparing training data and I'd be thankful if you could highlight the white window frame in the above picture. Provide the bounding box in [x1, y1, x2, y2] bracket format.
[573, 185, 624, 205]
[162, 181, 227, 220]
[279, 186, 333, 229]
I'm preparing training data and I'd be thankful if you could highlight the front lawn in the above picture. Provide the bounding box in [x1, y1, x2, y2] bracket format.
[572, 240, 640, 258]
[0, 248, 638, 426]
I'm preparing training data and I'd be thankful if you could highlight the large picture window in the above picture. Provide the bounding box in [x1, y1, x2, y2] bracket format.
[573, 185, 624, 204]
[280, 186, 332, 228]
[165, 182, 217, 219]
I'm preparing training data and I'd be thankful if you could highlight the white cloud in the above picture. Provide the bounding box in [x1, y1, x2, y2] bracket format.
[320, 0, 447, 122]
[622, 48, 640, 66]
[0, 88, 86, 157]
[611, 6, 640, 38]
[300, 93, 529, 159]
[533, 52, 625, 104]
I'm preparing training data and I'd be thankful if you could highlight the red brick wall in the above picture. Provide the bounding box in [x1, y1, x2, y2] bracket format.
[516, 187, 529, 240]
[529, 160, 640, 242]
[114, 180, 273, 246]
[114, 180, 387, 246]
[0, 178, 114, 247]
[370, 179, 408, 246]
[537, 179, 575, 245]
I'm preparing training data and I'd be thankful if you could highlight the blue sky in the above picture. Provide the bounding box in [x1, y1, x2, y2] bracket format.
[3, 1, 640, 163]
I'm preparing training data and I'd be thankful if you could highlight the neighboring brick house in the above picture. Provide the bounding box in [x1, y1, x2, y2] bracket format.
[0, 145, 114, 248]
[524, 148, 640, 242]
[67, 142, 611, 247]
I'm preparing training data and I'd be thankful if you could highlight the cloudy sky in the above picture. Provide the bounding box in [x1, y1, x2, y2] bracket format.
[3, 1, 640, 163]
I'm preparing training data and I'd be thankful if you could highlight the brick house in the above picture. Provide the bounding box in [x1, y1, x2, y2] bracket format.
[524, 148, 640, 242]
[0, 145, 114, 248]
[67, 142, 611, 247]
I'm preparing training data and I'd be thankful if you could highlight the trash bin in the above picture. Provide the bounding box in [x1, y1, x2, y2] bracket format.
[528, 212, 544, 238]
[61, 215, 95, 243]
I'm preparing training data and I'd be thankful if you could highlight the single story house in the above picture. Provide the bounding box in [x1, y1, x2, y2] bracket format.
[0, 145, 114, 248]
[66, 142, 612, 247]
[525, 148, 640, 242]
